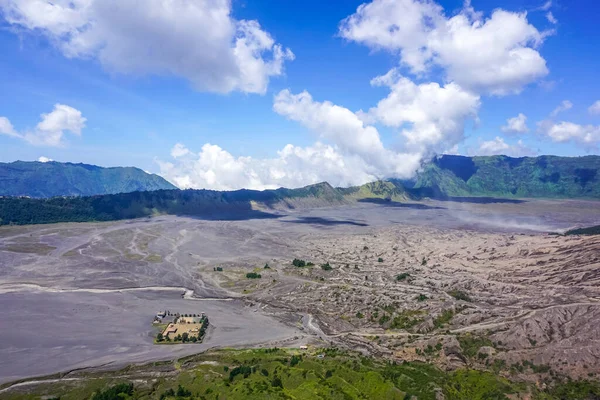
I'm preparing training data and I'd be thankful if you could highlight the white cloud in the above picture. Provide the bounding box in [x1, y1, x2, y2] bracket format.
[339, 0, 550, 95]
[273, 88, 422, 177]
[160, 82, 480, 190]
[474, 136, 535, 157]
[0, 116, 19, 137]
[588, 100, 600, 116]
[540, 1, 552, 11]
[0, 0, 293, 94]
[546, 12, 557, 24]
[364, 69, 480, 152]
[501, 113, 529, 134]
[538, 120, 600, 148]
[550, 100, 572, 117]
[38, 156, 53, 163]
[171, 143, 192, 158]
[0, 104, 86, 147]
[156, 142, 391, 191]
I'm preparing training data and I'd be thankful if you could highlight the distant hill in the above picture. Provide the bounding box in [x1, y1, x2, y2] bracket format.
[1, 155, 600, 226]
[0, 182, 348, 226]
[0, 161, 177, 198]
[407, 155, 600, 199]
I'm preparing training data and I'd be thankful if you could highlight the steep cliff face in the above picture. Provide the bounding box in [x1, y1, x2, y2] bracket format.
[410, 155, 600, 199]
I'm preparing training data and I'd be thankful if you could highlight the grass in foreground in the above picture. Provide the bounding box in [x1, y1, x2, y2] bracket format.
[3, 348, 600, 400]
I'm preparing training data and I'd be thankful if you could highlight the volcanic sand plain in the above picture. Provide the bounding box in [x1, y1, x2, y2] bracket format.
[1, 198, 600, 385]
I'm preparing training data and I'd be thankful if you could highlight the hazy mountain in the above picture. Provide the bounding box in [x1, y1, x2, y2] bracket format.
[0, 161, 177, 198]
[2, 155, 600, 226]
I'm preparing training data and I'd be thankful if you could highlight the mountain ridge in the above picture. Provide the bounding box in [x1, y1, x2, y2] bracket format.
[1, 154, 599, 226]
[0, 160, 177, 198]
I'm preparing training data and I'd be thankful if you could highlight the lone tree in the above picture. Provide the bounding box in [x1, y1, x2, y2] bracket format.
[156, 333, 164, 342]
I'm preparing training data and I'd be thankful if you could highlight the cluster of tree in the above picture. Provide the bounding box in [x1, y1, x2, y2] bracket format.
[213, 266, 224, 271]
[290, 355, 302, 367]
[246, 272, 261, 279]
[199, 316, 209, 340]
[229, 365, 254, 381]
[172, 332, 199, 343]
[90, 383, 134, 400]
[292, 259, 314, 267]
[159, 385, 192, 399]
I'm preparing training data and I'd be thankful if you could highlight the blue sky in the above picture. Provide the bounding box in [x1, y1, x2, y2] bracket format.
[0, 0, 599, 189]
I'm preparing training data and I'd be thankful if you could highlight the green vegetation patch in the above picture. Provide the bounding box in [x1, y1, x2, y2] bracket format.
[448, 289, 472, 302]
[320, 262, 332, 271]
[292, 259, 314, 268]
[433, 309, 456, 329]
[565, 225, 600, 236]
[457, 333, 494, 358]
[3, 348, 587, 400]
[390, 310, 424, 330]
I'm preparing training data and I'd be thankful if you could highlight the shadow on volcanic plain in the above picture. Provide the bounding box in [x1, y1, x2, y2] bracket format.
[283, 216, 369, 227]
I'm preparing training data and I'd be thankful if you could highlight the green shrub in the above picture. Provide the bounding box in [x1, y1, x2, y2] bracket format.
[320, 262, 332, 271]
[246, 272, 261, 279]
[448, 289, 472, 302]
[91, 383, 133, 400]
[396, 273, 411, 281]
[433, 309, 455, 328]
[390, 310, 423, 329]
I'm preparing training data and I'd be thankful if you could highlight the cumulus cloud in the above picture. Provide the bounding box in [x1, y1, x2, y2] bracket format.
[538, 120, 600, 148]
[273, 88, 423, 178]
[156, 142, 392, 191]
[159, 82, 480, 190]
[0, 104, 86, 147]
[588, 100, 600, 116]
[550, 100, 573, 117]
[546, 12, 557, 24]
[339, 0, 550, 95]
[501, 113, 529, 134]
[474, 136, 535, 157]
[364, 69, 480, 152]
[38, 156, 53, 163]
[0, 0, 293, 94]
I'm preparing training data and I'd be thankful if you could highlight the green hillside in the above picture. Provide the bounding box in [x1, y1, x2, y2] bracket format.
[0, 182, 350, 226]
[5, 348, 597, 400]
[0, 161, 176, 198]
[410, 155, 600, 199]
[1, 155, 600, 226]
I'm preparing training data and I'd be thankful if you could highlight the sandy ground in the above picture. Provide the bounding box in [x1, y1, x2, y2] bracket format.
[0, 289, 300, 384]
[1, 199, 600, 384]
